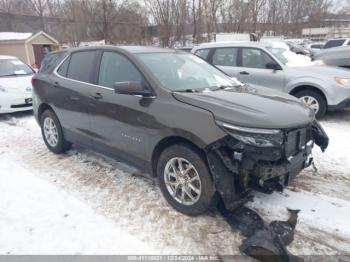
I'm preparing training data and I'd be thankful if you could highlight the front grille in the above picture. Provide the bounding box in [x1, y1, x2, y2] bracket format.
[285, 127, 311, 157]
[11, 103, 32, 108]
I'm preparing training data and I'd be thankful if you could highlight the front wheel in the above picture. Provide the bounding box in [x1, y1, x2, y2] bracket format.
[40, 110, 71, 154]
[294, 90, 327, 118]
[157, 144, 216, 216]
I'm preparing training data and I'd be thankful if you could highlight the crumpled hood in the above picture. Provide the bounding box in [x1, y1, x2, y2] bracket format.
[173, 85, 314, 129]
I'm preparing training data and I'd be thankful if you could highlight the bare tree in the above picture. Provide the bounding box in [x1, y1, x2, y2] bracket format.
[26, 0, 50, 30]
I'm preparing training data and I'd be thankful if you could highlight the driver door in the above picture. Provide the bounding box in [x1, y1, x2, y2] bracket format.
[88, 50, 154, 166]
[237, 47, 285, 90]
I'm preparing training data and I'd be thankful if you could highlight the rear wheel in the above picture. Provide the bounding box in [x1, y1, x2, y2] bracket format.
[40, 110, 71, 154]
[294, 90, 327, 118]
[157, 144, 216, 216]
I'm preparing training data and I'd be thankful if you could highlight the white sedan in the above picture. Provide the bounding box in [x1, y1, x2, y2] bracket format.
[0, 56, 34, 114]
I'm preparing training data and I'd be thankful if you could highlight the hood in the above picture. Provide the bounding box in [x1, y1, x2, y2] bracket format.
[0, 75, 33, 94]
[173, 85, 314, 129]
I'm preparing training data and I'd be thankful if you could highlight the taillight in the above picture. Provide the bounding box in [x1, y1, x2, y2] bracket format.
[31, 75, 36, 86]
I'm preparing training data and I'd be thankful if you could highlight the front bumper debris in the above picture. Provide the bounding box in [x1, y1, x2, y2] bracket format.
[207, 121, 329, 210]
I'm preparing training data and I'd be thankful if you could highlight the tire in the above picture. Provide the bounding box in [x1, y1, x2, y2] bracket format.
[294, 90, 327, 118]
[40, 110, 71, 154]
[157, 143, 216, 216]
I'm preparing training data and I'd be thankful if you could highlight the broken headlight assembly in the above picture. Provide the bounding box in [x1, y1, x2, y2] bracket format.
[216, 121, 284, 148]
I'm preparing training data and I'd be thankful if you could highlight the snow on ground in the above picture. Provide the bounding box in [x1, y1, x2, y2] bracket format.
[0, 146, 155, 254]
[0, 110, 350, 255]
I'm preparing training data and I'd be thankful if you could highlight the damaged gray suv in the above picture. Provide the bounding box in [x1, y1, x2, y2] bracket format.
[32, 46, 329, 216]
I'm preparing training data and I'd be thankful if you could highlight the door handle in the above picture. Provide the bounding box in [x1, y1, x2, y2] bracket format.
[91, 92, 103, 100]
[239, 71, 250, 75]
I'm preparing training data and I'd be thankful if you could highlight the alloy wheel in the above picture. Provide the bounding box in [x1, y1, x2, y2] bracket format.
[299, 96, 320, 114]
[43, 117, 59, 147]
[163, 157, 202, 206]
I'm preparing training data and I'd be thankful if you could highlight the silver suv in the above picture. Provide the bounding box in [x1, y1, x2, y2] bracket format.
[192, 41, 350, 117]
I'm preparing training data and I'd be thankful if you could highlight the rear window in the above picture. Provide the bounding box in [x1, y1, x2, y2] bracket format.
[66, 51, 97, 83]
[40, 51, 66, 73]
[0, 59, 33, 77]
[324, 39, 345, 49]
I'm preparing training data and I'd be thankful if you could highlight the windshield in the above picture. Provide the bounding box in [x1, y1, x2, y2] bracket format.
[0, 59, 34, 77]
[266, 47, 313, 67]
[136, 53, 242, 92]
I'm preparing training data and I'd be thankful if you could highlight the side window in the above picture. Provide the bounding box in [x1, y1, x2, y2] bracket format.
[40, 52, 65, 73]
[241, 48, 275, 69]
[98, 51, 143, 88]
[195, 49, 210, 60]
[212, 48, 238, 66]
[57, 56, 70, 77]
[66, 51, 96, 83]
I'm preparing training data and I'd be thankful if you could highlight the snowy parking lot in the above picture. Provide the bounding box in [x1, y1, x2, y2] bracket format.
[0, 110, 350, 256]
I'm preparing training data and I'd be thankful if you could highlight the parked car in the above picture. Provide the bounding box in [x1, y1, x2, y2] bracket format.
[0, 55, 35, 114]
[32, 46, 328, 216]
[323, 38, 350, 49]
[314, 46, 350, 69]
[192, 41, 350, 118]
[285, 42, 311, 56]
[306, 42, 325, 52]
[176, 46, 194, 53]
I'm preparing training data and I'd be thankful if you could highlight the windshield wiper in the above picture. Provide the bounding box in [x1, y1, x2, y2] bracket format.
[209, 85, 236, 91]
[174, 89, 201, 93]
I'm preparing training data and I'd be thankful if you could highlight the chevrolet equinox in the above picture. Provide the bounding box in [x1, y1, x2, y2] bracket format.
[32, 46, 329, 216]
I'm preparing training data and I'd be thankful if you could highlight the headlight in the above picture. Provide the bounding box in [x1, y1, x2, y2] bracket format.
[314, 59, 326, 65]
[335, 77, 350, 87]
[0, 85, 7, 92]
[216, 121, 283, 147]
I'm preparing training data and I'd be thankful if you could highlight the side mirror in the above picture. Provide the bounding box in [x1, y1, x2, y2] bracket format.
[113, 81, 152, 97]
[266, 62, 282, 71]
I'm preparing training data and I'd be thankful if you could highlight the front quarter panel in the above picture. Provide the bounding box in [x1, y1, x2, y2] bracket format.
[146, 95, 227, 161]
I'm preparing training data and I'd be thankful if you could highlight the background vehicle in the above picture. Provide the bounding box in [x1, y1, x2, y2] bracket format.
[323, 38, 350, 49]
[314, 46, 350, 69]
[306, 42, 325, 52]
[32, 46, 328, 216]
[285, 42, 311, 56]
[0, 55, 35, 114]
[176, 46, 194, 53]
[192, 41, 350, 118]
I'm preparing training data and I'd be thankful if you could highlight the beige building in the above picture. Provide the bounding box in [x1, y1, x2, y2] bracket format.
[302, 27, 350, 41]
[0, 31, 59, 66]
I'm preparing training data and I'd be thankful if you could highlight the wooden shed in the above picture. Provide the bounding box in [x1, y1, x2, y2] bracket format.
[0, 31, 59, 66]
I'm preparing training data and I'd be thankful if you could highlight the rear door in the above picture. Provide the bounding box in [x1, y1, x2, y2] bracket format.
[51, 50, 98, 145]
[88, 50, 154, 166]
[237, 47, 284, 90]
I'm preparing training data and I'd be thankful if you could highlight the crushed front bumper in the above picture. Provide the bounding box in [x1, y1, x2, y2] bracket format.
[249, 143, 313, 193]
[206, 121, 328, 210]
